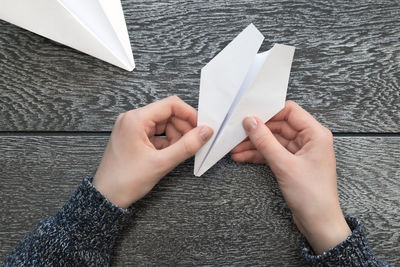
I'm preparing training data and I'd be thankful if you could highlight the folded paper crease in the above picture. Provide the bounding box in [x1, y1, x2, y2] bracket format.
[0, 0, 135, 71]
[194, 24, 295, 176]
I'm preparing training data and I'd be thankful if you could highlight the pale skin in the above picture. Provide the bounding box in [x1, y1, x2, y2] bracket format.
[93, 96, 351, 255]
[231, 100, 351, 254]
[93, 96, 213, 209]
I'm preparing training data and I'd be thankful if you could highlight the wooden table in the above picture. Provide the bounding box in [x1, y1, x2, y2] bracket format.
[1, 1, 399, 265]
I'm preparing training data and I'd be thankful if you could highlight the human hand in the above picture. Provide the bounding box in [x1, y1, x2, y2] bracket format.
[231, 100, 351, 254]
[93, 96, 213, 209]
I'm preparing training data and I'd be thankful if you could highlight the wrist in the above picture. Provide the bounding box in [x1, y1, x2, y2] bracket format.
[93, 174, 132, 209]
[298, 209, 351, 255]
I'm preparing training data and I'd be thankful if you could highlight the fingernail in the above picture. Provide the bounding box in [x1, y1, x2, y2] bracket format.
[199, 126, 212, 141]
[243, 116, 258, 132]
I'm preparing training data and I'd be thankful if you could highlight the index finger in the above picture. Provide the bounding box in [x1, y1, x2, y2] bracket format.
[269, 100, 321, 131]
[140, 95, 197, 127]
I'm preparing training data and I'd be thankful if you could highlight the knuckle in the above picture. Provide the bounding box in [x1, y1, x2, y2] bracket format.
[285, 100, 300, 111]
[182, 137, 198, 156]
[128, 109, 140, 120]
[253, 133, 269, 151]
[320, 126, 334, 143]
[119, 110, 139, 129]
[168, 95, 181, 102]
[116, 112, 125, 123]
[285, 100, 297, 108]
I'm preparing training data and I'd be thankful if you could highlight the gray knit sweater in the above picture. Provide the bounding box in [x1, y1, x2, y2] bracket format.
[2, 177, 389, 266]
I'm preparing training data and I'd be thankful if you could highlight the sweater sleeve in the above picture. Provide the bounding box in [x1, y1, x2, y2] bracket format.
[2, 176, 134, 267]
[300, 216, 389, 266]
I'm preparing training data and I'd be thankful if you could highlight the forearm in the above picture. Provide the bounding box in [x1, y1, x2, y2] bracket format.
[2, 176, 133, 266]
[300, 216, 389, 266]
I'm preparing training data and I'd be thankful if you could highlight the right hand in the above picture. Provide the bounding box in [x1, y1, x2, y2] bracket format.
[231, 100, 351, 255]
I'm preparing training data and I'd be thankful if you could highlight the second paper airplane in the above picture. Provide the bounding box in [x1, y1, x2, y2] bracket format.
[0, 0, 135, 71]
[194, 24, 295, 176]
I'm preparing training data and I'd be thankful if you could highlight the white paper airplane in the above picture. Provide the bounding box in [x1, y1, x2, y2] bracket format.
[0, 0, 135, 71]
[194, 24, 295, 176]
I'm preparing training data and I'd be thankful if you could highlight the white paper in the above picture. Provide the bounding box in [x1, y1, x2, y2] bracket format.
[194, 24, 295, 176]
[0, 0, 135, 71]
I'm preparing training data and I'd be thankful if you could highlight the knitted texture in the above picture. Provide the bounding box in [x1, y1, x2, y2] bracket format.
[301, 216, 389, 266]
[2, 176, 134, 266]
[2, 177, 389, 266]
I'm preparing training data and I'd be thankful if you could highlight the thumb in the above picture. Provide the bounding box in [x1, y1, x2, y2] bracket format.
[243, 116, 291, 166]
[161, 125, 213, 165]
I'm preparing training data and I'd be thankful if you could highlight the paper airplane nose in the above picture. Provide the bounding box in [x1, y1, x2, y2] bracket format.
[194, 24, 295, 176]
[0, 0, 135, 71]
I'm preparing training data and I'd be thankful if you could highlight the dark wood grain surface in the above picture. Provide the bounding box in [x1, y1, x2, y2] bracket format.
[0, 0, 399, 266]
[0, 0, 399, 132]
[0, 136, 399, 265]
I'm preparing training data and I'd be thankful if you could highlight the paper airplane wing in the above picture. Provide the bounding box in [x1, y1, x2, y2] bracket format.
[194, 24, 264, 176]
[0, 0, 134, 71]
[195, 43, 295, 176]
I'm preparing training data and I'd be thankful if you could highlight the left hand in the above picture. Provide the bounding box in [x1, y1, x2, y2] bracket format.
[93, 96, 213, 208]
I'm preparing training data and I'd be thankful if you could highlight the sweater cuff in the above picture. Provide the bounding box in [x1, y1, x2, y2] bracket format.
[53, 176, 134, 251]
[300, 216, 381, 266]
